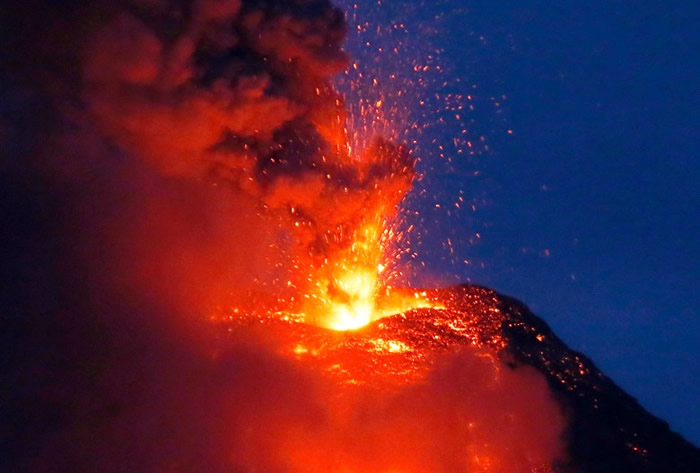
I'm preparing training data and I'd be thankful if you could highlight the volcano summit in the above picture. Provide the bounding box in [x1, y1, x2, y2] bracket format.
[217, 285, 700, 473]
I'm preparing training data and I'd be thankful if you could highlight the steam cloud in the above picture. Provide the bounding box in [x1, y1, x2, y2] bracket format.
[1, 0, 565, 471]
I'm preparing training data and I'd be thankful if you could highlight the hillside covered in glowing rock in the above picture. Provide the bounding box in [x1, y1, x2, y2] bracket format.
[221, 285, 700, 473]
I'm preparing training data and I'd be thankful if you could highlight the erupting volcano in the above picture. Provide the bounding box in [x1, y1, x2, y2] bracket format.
[1, 1, 698, 473]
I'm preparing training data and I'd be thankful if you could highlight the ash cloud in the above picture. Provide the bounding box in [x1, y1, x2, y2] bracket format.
[1, 0, 414, 311]
[78, 0, 414, 291]
[1, 1, 565, 471]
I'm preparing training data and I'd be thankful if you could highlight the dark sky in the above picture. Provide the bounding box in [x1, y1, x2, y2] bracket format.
[339, 0, 699, 443]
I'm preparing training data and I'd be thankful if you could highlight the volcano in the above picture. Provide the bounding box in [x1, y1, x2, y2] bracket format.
[220, 285, 700, 473]
[2, 1, 698, 472]
[5, 280, 699, 472]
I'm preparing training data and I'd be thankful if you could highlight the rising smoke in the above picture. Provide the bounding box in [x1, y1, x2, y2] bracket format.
[2, 0, 414, 314]
[0, 1, 565, 472]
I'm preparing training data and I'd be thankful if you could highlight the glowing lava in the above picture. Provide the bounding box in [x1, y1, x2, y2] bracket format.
[315, 220, 384, 330]
[326, 266, 377, 330]
[212, 286, 567, 473]
[306, 219, 432, 331]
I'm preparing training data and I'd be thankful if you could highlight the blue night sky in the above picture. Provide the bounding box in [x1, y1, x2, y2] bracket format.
[340, 1, 699, 443]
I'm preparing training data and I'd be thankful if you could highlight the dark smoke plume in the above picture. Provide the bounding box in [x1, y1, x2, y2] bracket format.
[1, 0, 414, 311]
[0, 1, 566, 472]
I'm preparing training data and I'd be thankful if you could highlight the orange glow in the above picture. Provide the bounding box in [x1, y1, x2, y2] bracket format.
[304, 219, 435, 331]
[325, 265, 377, 330]
[324, 219, 383, 330]
[211, 287, 565, 473]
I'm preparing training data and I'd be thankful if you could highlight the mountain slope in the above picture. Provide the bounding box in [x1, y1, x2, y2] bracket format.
[495, 289, 700, 473]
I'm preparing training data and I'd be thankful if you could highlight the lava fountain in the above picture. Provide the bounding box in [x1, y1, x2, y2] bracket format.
[298, 138, 436, 331]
